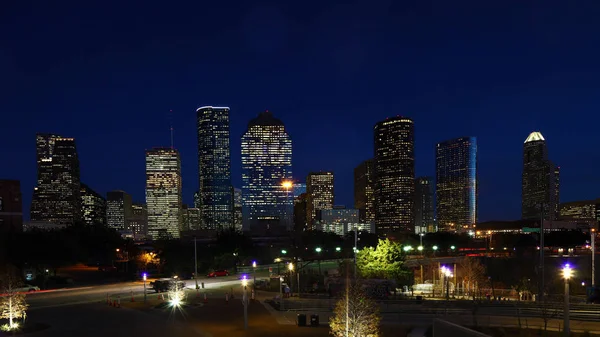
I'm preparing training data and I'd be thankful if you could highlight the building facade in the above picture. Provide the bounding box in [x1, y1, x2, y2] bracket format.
[293, 193, 308, 232]
[182, 205, 202, 231]
[306, 172, 334, 230]
[31, 134, 81, 226]
[80, 183, 106, 226]
[436, 137, 477, 232]
[233, 187, 243, 232]
[293, 183, 306, 198]
[0, 180, 23, 232]
[106, 190, 132, 230]
[560, 200, 599, 222]
[146, 148, 182, 239]
[241, 111, 293, 233]
[196, 106, 232, 231]
[522, 132, 560, 220]
[374, 117, 415, 236]
[354, 159, 375, 223]
[318, 207, 360, 236]
[129, 203, 148, 239]
[414, 176, 435, 233]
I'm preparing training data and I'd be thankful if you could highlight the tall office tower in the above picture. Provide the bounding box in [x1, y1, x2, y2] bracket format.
[31, 134, 82, 226]
[436, 137, 478, 232]
[293, 183, 306, 198]
[374, 116, 415, 236]
[414, 177, 435, 233]
[293, 193, 308, 232]
[241, 111, 293, 233]
[146, 148, 182, 239]
[522, 132, 559, 220]
[560, 200, 598, 222]
[233, 188, 243, 231]
[106, 190, 132, 230]
[354, 159, 375, 223]
[80, 183, 106, 226]
[0, 180, 23, 232]
[306, 172, 334, 230]
[181, 205, 202, 231]
[197, 106, 232, 231]
[129, 203, 148, 239]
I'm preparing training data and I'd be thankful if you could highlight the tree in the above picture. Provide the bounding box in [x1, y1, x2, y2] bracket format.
[0, 265, 28, 331]
[356, 239, 410, 283]
[459, 256, 486, 300]
[330, 283, 380, 337]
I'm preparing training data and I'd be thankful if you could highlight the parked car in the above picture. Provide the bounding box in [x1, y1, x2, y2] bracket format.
[15, 284, 40, 293]
[207, 270, 229, 277]
[149, 278, 186, 293]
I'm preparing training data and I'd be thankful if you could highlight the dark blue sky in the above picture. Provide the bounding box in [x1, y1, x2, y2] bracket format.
[1, 0, 599, 221]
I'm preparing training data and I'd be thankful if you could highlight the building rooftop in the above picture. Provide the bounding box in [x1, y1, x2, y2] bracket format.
[248, 111, 284, 127]
[524, 131, 545, 143]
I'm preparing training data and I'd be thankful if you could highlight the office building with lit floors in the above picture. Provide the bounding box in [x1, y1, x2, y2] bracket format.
[436, 137, 477, 232]
[354, 159, 375, 223]
[146, 148, 182, 239]
[106, 190, 132, 230]
[374, 116, 415, 236]
[241, 111, 292, 235]
[0, 180, 23, 232]
[522, 131, 560, 220]
[414, 176, 435, 233]
[233, 187, 243, 232]
[129, 203, 148, 239]
[196, 106, 233, 230]
[80, 183, 106, 226]
[306, 172, 334, 230]
[30, 134, 82, 226]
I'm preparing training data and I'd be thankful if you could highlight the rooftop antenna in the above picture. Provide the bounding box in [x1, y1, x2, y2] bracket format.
[169, 109, 174, 149]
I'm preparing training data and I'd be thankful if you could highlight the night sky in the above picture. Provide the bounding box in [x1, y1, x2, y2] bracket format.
[1, 0, 599, 222]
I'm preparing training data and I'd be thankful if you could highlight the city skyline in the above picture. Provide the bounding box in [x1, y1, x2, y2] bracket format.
[2, 2, 600, 222]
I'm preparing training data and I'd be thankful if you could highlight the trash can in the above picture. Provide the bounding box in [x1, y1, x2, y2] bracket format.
[201, 282, 205, 289]
[310, 314, 319, 326]
[297, 314, 306, 327]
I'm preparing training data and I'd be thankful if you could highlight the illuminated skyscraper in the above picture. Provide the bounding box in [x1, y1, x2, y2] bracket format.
[233, 188, 243, 231]
[522, 132, 559, 220]
[436, 137, 477, 232]
[181, 205, 202, 231]
[414, 176, 435, 233]
[145, 148, 182, 239]
[241, 111, 292, 233]
[374, 117, 414, 236]
[106, 190, 132, 230]
[354, 159, 375, 223]
[129, 203, 148, 239]
[197, 106, 232, 230]
[293, 183, 306, 198]
[31, 134, 81, 226]
[306, 172, 334, 230]
[80, 183, 106, 226]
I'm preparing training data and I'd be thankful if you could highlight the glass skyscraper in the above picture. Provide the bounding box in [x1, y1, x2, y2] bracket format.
[197, 106, 232, 230]
[414, 176, 435, 233]
[522, 131, 559, 220]
[31, 134, 81, 226]
[146, 148, 182, 239]
[80, 183, 106, 226]
[436, 137, 477, 232]
[374, 117, 415, 236]
[106, 190, 132, 230]
[241, 111, 292, 233]
[354, 159, 375, 224]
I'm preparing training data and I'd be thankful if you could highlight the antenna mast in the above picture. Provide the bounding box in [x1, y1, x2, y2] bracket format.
[169, 109, 174, 149]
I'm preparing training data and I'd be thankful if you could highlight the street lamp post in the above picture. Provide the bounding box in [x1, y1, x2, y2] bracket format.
[143, 273, 147, 303]
[282, 181, 293, 231]
[563, 264, 573, 337]
[279, 276, 284, 310]
[315, 247, 322, 275]
[288, 263, 294, 296]
[441, 266, 452, 301]
[242, 277, 249, 330]
[252, 261, 257, 286]
[194, 236, 198, 289]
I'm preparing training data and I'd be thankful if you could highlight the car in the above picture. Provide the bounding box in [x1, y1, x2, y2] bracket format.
[15, 284, 40, 293]
[207, 270, 229, 277]
[149, 278, 186, 293]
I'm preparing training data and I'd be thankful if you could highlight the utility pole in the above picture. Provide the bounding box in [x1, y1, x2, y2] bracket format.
[194, 236, 199, 289]
[539, 203, 545, 302]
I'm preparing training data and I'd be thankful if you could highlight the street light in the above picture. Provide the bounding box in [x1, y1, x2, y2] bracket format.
[315, 247, 322, 253]
[315, 247, 322, 275]
[252, 261, 257, 285]
[281, 249, 287, 255]
[403, 245, 412, 252]
[441, 266, 453, 300]
[335, 247, 341, 252]
[417, 246, 423, 252]
[563, 264, 573, 337]
[143, 273, 147, 303]
[242, 276, 248, 330]
[433, 245, 438, 257]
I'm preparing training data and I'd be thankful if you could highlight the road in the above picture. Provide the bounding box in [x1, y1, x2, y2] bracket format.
[25, 275, 245, 310]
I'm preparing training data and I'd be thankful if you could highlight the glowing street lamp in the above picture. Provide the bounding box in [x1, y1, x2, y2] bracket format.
[143, 273, 147, 303]
[335, 247, 341, 252]
[252, 261, 257, 284]
[403, 245, 413, 252]
[315, 247, 322, 253]
[417, 246, 424, 252]
[315, 247, 322, 274]
[281, 249, 287, 255]
[562, 264, 573, 337]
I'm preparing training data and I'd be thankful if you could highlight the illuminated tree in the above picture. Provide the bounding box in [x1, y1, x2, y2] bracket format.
[356, 239, 410, 282]
[167, 280, 186, 308]
[136, 251, 160, 271]
[458, 256, 486, 300]
[330, 283, 380, 337]
[0, 266, 29, 331]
